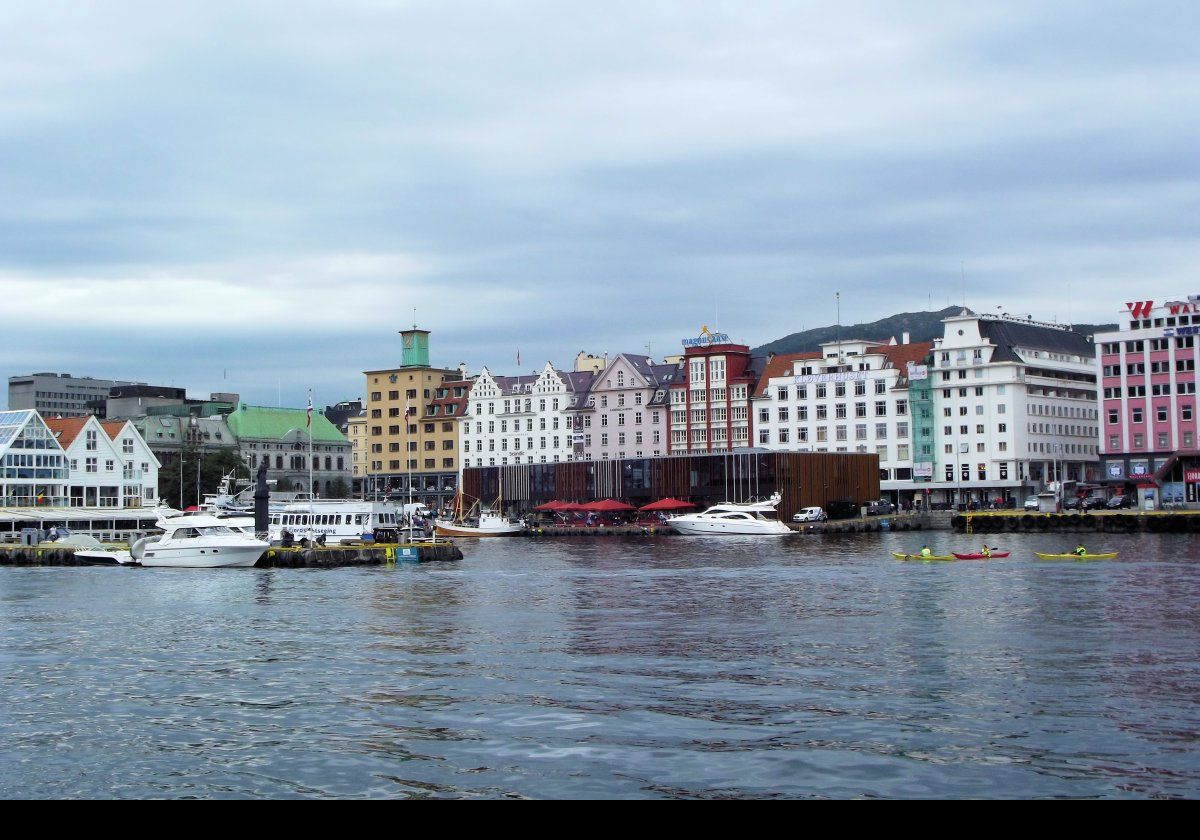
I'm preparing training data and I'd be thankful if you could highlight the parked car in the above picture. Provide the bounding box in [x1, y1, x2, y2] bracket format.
[865, 500, 896, 516]
[1107, 494, 1134, 509]
[792, 506, 828, 523]
[1063, 497, 1082, 511]
[1023, 496, 1040, 511]
[1082, 495, 1108, 510]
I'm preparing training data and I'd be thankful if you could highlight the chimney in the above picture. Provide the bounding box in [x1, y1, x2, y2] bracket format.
[458, 362, 468, 379]
[902, 331, 910, 344]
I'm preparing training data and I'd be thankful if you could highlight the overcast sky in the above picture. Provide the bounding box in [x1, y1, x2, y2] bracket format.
[2, 1, 1197, 410]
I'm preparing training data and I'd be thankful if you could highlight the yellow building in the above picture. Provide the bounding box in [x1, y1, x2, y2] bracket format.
[362, 327, 465, 509]
[347, 414, 368, 486]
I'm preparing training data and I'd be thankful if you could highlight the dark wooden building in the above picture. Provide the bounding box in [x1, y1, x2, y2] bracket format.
[463, 450, 880, 518]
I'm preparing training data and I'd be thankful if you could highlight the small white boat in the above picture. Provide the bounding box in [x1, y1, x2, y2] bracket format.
[128, 514, 269, 568]
[435, 508, 524, 538]
[668, 493, 793, 536]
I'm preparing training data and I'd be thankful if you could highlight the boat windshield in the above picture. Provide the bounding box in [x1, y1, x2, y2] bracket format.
[192, 526, 235, 536]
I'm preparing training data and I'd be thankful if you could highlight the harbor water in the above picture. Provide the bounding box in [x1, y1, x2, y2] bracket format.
[2, 531, 1199, 798]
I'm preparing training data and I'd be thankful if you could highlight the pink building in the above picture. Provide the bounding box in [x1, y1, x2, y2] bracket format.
[1095, 296, 1200, 505]
[567, 355, 678, 461]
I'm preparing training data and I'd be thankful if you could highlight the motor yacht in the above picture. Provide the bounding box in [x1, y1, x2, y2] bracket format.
[667, 493, 793, 536]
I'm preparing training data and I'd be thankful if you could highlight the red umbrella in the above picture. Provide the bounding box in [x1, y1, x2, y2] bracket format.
[533, 500, 565, 511]
[638, 497, 696, 512]
[582, 499, 636, 512]
[557, 502, 586, 511]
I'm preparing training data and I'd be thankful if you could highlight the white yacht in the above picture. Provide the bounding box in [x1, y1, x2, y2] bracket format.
[667, 493, 793, 536]
[76, 514, 269, 567]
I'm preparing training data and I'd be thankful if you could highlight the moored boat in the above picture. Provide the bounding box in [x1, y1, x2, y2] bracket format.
[435, 507, 524, 537]
[668, 494, 792, 536]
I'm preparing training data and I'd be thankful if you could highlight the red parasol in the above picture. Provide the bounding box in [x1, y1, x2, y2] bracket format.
[637, 497, 696, 512]
[533, 500, 565, 511]
[582, 499, 636, 512]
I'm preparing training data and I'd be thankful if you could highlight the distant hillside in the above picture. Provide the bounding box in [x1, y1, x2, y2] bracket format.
[753, 307, 1117, 356]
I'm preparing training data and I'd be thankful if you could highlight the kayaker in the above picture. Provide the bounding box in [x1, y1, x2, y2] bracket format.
[920, 545, 932, 557]
[1073, 543, 1087, 557]
[981, 544, 991, 558]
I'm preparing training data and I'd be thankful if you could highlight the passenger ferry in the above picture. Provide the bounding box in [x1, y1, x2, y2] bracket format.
[268, 498, 417, 545]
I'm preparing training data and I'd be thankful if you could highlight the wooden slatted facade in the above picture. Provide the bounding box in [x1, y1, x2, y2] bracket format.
[463, 452, 880, 517]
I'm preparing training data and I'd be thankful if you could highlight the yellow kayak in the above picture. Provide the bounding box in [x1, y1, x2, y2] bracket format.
[892, 552, 955, 561]
[1034, 551, 1119, 560]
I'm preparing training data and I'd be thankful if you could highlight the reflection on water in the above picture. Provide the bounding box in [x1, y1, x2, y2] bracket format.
[2, 530, 1199, 798]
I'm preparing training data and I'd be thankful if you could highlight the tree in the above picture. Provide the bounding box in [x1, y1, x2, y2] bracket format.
[158, 446, 250, 508]
[328, 477, 350, 498]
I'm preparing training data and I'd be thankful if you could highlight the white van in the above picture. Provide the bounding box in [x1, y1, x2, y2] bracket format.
[792, 506, 828, 522]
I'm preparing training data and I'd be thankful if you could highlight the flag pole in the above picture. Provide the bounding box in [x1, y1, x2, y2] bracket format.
[307, 388, 314, 545]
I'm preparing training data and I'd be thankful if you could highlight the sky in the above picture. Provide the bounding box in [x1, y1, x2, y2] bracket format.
[2, 1, 1197, 410]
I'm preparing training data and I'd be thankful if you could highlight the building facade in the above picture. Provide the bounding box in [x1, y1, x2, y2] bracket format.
[667, 328, 764, 455]
[1095, 295, 1200, 504]
[923, 311, 1099, 508]
[0, 410, 69, 507]
[362, 327, 463, 510]
[8, 373, 141, 418]
[225, 404, 352, 497]
[567, 354, 676, 462]
[45, 416, 160, 507]
[753, 337, 933, 506]
[461, 364, 577, 469]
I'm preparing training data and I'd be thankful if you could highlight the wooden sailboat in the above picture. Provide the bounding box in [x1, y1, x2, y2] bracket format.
[434, 490, 524, 537]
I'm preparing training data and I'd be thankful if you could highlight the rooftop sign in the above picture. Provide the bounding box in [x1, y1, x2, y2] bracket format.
[682, 326, 732, 348]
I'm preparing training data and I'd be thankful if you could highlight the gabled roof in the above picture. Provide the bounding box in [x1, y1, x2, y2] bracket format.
[44, 417, 91, 449]
[753, 352, 823, 396]
[0, 410, 44, 458]
[100, 420, 129, 441]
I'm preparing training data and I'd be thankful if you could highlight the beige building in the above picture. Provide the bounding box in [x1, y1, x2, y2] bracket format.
[362, 327, 463, 509]
[347, 414, 368, 488]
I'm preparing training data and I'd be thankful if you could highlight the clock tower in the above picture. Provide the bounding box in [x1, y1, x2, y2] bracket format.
[399, 326, 430, 368]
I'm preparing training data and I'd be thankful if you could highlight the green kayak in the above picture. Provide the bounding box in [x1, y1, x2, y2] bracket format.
[1034, 551, 1119, 560]
[892, 552, 955, 561]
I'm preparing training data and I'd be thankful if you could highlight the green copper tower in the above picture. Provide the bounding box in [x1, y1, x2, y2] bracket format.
[399, 326, 430, 368]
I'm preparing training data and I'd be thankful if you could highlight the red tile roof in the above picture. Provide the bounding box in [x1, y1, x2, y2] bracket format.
[882, 342, 934, 374]
[754, 351, 823, 396]
[43, 417, 90, 448]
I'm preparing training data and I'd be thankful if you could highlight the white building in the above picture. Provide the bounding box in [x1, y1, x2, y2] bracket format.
[46, 415, 160, 507]
[753, 337, 933, 505]
[925, 311, 1100, 507]
[0, 410, 69, 506]
[461, 364, 578, 467]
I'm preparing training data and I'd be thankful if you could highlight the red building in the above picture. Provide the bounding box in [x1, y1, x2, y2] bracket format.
[667, 328, 766, 454]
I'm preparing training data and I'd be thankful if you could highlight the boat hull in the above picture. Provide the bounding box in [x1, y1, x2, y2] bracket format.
[1034, 552, 1118, 560]
[951, 552, 1010, 560]
[669, 520, 791, 536]
[434, 521, 523, 537]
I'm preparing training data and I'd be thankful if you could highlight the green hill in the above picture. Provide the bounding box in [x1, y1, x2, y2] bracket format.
[752, 307, 1117, 356]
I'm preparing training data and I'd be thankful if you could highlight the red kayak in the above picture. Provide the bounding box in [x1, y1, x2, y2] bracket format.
[952, 551, 1010, 560]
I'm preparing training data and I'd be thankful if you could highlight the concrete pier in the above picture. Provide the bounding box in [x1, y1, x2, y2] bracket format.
[953, 510, 1200, 535]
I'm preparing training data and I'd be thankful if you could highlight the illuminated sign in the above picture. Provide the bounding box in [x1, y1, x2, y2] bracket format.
[682, 325, 732, 348]
[1185, 469, 1200, 483]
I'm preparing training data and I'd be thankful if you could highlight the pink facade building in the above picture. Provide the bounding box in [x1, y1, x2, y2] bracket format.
[1095, 295, 1200, 504]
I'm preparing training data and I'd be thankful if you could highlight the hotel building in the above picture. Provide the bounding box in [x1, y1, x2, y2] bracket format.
[667, 329, 765, 454]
